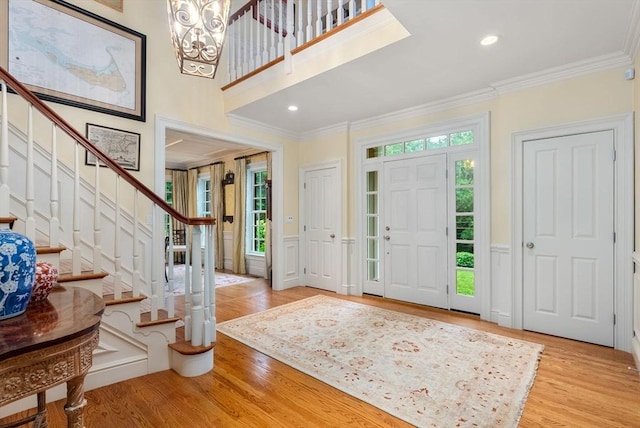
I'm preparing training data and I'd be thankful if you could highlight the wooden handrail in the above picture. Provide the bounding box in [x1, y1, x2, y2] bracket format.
[0, 67, 214, 226]
[229, 0, 257, 23]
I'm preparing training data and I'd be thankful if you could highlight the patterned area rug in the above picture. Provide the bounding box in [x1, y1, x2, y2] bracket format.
[167, 265, 254, 295]
[217, 295, 543, 428]
[103, 267, 254, 297]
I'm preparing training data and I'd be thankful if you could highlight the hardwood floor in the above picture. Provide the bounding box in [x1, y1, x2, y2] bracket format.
[3, 280, 640, 427]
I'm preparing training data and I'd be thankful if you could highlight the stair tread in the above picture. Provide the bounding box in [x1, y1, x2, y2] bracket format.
[103, 291, 147, 306]
[57, 271, 109, 282]
[137, 308, 181, 328]
[169, 327, 215, 355]
[36, 245, 66, 255]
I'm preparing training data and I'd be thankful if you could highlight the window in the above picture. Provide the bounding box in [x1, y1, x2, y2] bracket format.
[198, 176, 211, 217]
[246, 164, 267, 255]
[365, 130, 474, 158]
[365, 171, 380, 281]
[454, 159, 475, 296]
[165, 178, 173, 236]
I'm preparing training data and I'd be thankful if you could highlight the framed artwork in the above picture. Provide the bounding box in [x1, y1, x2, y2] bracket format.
[85, 123, 141, 171]
[0, 0, 146, 121]
[94, 0, 123, 13]
[253, 0, 289, 36]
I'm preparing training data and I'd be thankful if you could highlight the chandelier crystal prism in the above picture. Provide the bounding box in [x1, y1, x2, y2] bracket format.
[166, 0, 231, 79]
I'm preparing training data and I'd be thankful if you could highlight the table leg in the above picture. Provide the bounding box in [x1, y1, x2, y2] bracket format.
[33, 391, 48, 428]
[64, 375, 87, 428]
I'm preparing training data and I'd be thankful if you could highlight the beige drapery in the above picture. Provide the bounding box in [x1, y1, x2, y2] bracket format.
[264, 152, 272, 282]
[232, 158, 247, 274]
[171, 170, 189, 264]
[210, 163, 225, 270]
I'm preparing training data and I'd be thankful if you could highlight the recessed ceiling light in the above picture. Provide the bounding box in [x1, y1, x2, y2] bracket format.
[288, 105, 298, 111]
[480, 35, 499, 46]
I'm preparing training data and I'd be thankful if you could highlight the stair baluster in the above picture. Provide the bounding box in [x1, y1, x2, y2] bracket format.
[0, 81, 9, 216]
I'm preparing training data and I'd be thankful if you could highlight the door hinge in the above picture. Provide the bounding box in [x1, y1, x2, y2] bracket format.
[304, 267, 306, 274]
[445, 169, 448, 179]
[613, 314, 616, 325]
[613, 150, 616, 161]
[304, 225, 306, 232]
[613, 232, 616, 243]
[445, 227, 448, 236]
[304, 182, 306, 189]
[446, 285, 449, 294]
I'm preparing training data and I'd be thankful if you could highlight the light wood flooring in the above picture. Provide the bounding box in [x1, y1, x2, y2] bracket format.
[3, 279, 640, 427]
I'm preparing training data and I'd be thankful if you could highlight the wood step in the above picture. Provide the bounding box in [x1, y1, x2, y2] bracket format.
[36, 246, 66, 255]
[169, 326, 215, 355]
[137, 308, 181, 328]
[0, 216, 17, 228]
[103, 291, 147, 306]
[57, 271, 109, 283]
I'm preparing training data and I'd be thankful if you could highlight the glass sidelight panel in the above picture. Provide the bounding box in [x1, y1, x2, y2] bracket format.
[366, 170, 380, 282]
[454, 159, 475, 297]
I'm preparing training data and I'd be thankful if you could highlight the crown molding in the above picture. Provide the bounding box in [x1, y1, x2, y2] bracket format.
[350, 88, 497, 132]
[299, 122, 350, 140]
[624, 0, 640, 59]
[226, 114, 300, 141]
[491, 52, 632, 95]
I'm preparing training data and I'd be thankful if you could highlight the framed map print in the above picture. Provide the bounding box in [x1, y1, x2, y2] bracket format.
[85, 123, 140, 171]
[0, 0, 146, 121]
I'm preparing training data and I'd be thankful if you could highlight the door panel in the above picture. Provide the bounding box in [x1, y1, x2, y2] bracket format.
[523, 131, 614, 347]
[383, 155, 448, 308]
[305, 167, 339, 291]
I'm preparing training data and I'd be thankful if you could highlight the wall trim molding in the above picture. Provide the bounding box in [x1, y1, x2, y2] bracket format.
[491, 52, 632, 95]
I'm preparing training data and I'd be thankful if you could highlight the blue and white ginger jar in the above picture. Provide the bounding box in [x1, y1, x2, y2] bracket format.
[0, 229, 36, 320]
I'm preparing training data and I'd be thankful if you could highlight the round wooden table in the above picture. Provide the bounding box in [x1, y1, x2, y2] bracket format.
[0, 286, 104, 428]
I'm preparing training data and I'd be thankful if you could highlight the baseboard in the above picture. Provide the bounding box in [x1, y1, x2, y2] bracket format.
[0, 359, 148, 416]
[490, 310, 512, 327]
[339, 283, 356, 295]
[632, 336, 640, 376]
[280, 279, 300, 289]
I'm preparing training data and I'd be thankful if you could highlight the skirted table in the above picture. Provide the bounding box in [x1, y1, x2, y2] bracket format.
[0, 286, 104, 428]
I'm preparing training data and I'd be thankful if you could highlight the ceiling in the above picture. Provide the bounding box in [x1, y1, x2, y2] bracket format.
[167, 0, 639, 168]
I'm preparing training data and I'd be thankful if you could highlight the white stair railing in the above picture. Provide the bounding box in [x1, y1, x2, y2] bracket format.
[226, 0, 381, 85]
[0, 69, 216, 347]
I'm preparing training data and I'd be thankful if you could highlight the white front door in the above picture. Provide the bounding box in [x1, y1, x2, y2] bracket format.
[383, 155, 448, 308]
[523, 131, 614, 347]
[304, 166, 340, 291]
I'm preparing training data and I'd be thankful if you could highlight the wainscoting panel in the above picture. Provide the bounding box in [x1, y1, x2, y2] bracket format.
[282, 236, 300, 289]
[341, 238, 356, 295]
[223, 230, 233, 271]
[490, 244, 512, 327]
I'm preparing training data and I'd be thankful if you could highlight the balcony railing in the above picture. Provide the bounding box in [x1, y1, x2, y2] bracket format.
[226, 0, 380, 85]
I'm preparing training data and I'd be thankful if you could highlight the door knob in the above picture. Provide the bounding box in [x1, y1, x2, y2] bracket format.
[330, 234, 335, 238]
[384, 235, 390, 240]
[526, 242, 534, 249]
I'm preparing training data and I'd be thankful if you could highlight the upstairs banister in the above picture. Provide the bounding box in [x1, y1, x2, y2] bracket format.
[0, 66, 214, 227]
[225, 0, 381, 87]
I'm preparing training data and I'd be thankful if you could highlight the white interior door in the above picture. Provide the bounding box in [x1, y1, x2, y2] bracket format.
[304, 166, 340, 291]
[523, 131, 614, 347]
[383, 155, 448, 308]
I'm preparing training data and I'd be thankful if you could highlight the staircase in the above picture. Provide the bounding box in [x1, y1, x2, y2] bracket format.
[0, 68, 217, 415]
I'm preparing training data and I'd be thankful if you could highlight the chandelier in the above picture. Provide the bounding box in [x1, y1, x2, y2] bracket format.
[166, 0, 231, 79]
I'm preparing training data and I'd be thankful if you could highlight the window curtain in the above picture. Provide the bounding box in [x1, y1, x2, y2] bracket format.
[187, 168, 198, 248]
[171, 170, 188, 264]
[210, 163, 224, 270]
[232, 158, 247, 274]
[264, 152, 272, 283]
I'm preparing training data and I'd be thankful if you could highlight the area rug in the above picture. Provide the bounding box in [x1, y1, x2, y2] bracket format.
[103, 267, 254, 298]
[217, 295, 543, 428]
[167, 265, 255, 295]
